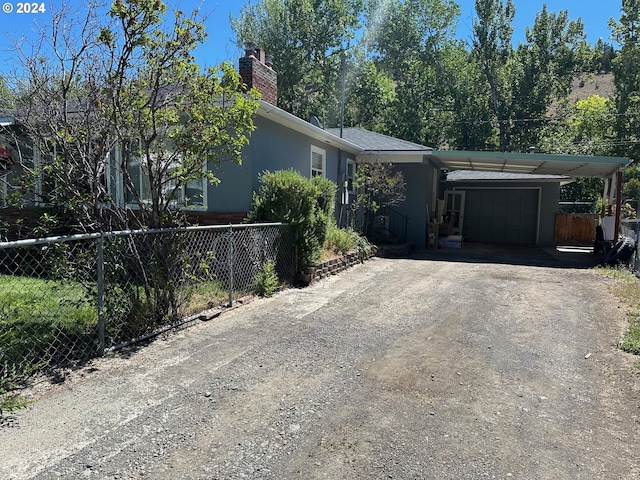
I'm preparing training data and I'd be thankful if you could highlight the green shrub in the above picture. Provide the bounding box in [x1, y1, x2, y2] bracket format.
[325, 224, 356, 254]
[0, 359, 32, 423]
[324, 224, 375, 260]
[247, 170, 338, 271]
[254, 260, 279, 297]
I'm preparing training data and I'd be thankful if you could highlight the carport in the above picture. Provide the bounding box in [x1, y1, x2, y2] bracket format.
[342, 126, 631, 248]
[429, 150, 631, 247]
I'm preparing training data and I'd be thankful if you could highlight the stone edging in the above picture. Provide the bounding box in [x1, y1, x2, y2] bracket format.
[296, 250, 376, 285]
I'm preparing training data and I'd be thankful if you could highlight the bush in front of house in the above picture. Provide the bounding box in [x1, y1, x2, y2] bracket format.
[247, 170, 337, 271]
[310, 175, 337, 249]
[324, 223, 375, 261]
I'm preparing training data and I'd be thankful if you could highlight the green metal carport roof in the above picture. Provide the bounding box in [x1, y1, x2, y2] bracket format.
[430, 150, 630, 179]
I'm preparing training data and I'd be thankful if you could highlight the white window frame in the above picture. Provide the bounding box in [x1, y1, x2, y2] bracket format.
[310, 145, 326, 178]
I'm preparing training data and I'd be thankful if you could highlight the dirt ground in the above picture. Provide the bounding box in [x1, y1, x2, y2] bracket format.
[1, 246, 639, 479]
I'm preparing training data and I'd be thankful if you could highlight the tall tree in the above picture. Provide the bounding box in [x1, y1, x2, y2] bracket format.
[5, 0, 259, 232]
[471, 0, 516, 150]
[363, 0, 460, 146]
[510, 6, 588, 150]
[610, 0, 640, 161]
[344, 60, 396, 132]
[440, 41, 497, 150]
[538, 95, 614, 204]
[231, 0, 365, 123]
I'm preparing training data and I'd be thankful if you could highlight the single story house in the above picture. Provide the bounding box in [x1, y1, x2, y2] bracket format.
[0, 47, 631, 247]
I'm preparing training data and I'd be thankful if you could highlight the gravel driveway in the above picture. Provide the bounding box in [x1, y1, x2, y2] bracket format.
[1, 247, 639, 479]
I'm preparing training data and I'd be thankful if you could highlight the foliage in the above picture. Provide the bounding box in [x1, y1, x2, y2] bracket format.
[5, 0, 259, 232]
[324, 224, 372, 259]
[622, 202, 637, 219]
[623, 164, 640, 204]
[311, 175, 338, 248]
[351, 162, 405, 238]
[247, 170, 337, 271]
[560, 178, 603, 205]
[472, 0, 516, 150]
[510, 6, 589, 150]
[231, 0, 365, 123]
[324, 223, 356, 255]
[0, 275, 97, 366]
[254, 260, 279, 298]
[0, 359, 32, 423]
[600, 267, 640, 355]
[227, 0, 617, 160]
[441, 42, 498, 150]
[363, 0, 461, 146]
[610, 0, 640, 161]
[345, 60, 395, 132]
[0, 275, 94, 421]
[1, 0, 260, 358]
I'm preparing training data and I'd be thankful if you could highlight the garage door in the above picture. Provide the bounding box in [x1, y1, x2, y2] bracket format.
[463, 189, 539, 245]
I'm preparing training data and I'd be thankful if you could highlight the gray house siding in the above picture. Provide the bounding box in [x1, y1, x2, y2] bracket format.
[441, 181, 561, 247]
[207, 115, 349, 218]
[393, 161, 439, 249]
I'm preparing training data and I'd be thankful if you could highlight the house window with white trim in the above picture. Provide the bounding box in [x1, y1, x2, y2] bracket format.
[124, 143, 206, 209]
[311, 145, 326, 178]
[183, 176, 206, 208]
[346, 158, 356, 194]
[125, 144, 151, 205]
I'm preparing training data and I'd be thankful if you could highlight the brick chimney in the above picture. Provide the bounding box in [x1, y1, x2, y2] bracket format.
[239, 45, 278, 105]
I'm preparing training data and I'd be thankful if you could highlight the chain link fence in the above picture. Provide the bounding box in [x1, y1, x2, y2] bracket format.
[620, 219, 640, 272]
[0, 223, 295, 382]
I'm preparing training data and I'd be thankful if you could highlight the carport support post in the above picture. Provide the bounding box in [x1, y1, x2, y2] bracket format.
[615, 169, 623, 241]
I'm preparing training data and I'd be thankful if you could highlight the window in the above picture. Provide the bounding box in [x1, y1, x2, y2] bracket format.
[183, 177, 206, 208]
[346, 159, 356, 194]
[311, 145, 326, 178]
[106, 144, 124, 207]
[124, 142, 206, 210]
[124, 143, 151, 205]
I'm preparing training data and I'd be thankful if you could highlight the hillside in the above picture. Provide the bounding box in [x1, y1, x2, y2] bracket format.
[568, 73, 615, 103]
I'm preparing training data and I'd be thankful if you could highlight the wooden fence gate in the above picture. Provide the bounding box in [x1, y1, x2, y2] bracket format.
[555, 213, 598, 246]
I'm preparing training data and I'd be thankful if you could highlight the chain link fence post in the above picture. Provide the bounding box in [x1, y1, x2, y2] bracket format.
[227, 225, 234, 307]
[97, 233, 105, 356]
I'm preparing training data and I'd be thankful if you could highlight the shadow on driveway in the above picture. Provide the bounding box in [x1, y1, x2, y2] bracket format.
[411, 243, 602, 269]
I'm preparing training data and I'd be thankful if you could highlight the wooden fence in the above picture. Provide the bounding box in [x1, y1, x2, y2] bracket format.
[555, 213, 598, 246]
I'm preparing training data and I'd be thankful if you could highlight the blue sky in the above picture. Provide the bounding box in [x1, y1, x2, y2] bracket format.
[0, 0, 623, 74]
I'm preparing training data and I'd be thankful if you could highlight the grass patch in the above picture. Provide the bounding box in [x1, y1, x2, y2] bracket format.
[182, 279, 229, 316]
[0, 275, 96, 422]
[597, 267, 640, 355]
[0, 274, 97, 369]
[0, 275, 97, 332]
